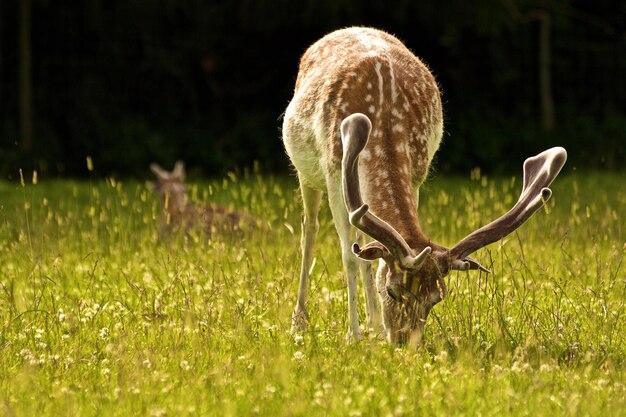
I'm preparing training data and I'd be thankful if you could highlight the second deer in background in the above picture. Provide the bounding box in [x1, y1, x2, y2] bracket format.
[150, 161, 255, 237]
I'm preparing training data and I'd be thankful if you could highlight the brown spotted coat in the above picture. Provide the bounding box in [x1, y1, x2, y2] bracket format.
[283, 27, 443, 250]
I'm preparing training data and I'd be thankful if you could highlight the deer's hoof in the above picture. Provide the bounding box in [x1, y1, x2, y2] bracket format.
[366, 324, 386, 340]
[345, 327, 362, 344]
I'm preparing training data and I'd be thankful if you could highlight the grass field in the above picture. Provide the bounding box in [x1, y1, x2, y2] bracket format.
[0, 169, 624, 416]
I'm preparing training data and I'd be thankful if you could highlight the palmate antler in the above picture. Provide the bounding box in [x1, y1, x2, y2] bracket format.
[447, 146, 567, 268]
[341, 113, 567, 273]
[341, 114, 431, 270]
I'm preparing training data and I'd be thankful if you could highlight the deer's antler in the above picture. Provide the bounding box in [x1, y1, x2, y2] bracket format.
[448, 147, 567, 269]
[341, 113, 431, 270]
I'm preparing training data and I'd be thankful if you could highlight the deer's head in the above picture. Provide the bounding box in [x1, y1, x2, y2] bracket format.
[150, 161, 188, 215]
[341, 113, 567, 345]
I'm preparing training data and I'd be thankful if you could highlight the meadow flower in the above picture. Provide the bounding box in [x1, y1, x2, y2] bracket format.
[434, 350, 448, 363]
[265, 384, 276, 395]
[149, 407, 166, 417]
[314, 389, 324, 405]
[179, 360, 192, 371]
[19, 349, 34, 363]
[99, 327, 110, 340]
[510, 360, 531, 373]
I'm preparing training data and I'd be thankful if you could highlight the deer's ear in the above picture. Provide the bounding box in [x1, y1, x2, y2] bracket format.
[172, 161, 186, 181]
[150, 163, 168, 179]
[450, 257, 490, 273]
[352, 241, 390, 261]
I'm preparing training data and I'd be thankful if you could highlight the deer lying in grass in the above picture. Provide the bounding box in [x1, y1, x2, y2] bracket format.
[282, 27, 567, 346]
[150, 161, 254, 236]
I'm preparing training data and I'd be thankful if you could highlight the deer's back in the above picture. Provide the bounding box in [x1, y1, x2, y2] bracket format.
[283, 27, 443, 190]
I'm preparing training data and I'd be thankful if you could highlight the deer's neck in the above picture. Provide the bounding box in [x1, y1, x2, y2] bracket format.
[163, 193, 189, 216]
[360, 156, 427, 250]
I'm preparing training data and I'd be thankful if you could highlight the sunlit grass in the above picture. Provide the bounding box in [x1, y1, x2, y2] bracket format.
[0, 170, 624, 416]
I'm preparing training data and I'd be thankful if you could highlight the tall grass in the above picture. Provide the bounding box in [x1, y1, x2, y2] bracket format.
[0, 170, 624, 416]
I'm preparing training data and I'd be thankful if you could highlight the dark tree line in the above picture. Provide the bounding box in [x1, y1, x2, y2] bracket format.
[1, 0, 624, 178]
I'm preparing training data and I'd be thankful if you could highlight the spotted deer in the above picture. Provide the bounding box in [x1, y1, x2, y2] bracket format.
[150, 161, 254, 236]
[282, 27, 566, 346]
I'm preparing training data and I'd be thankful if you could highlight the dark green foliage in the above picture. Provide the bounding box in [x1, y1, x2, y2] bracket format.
[1, 0, 624, 178]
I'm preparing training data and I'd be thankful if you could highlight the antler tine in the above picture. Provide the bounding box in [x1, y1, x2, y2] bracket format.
[449, 147, 567, 262]
[341, 113, 430, 269]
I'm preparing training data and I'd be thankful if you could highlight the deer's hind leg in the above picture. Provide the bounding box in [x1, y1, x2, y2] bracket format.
[291, 180, 323, 334]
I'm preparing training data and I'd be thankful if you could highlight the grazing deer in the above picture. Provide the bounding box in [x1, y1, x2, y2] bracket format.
[150, 161, 253, 236]
[282, 27, 566, 346]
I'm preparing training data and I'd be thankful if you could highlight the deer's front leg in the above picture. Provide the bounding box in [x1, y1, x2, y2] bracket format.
[291, 183, 322, 334]
[359, 256, 383, 335]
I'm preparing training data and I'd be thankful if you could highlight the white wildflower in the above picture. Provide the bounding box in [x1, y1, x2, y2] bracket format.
[99, 327, 110, 340]
[179, 360, 192, 371]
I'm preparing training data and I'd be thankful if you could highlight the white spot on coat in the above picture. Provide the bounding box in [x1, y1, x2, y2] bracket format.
[388, 59, 398, 103]
[374, 62, 384, 106]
